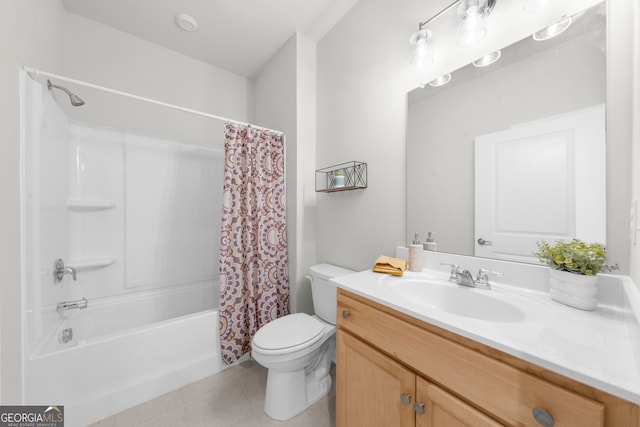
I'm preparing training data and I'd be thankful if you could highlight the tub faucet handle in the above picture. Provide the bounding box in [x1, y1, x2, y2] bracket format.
[53, 258, 77, 284]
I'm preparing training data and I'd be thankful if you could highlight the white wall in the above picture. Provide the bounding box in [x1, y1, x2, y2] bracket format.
[605, 0, 634, 274]
[629, 0, 640, 285]
[252, 35, 300, 313]
[252, 33, 318, 315]
[59, 11, 250, 147]
[295, 35, 319, 314]
[1, 1, 252, 402]
[316, 0, 633, 273]
[0, 0, 67, 403]
[316, 0, 410, 271]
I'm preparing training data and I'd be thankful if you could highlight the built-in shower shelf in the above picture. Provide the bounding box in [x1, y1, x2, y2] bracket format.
[67, 199, 117, 211]
[70, 257, 117, 271]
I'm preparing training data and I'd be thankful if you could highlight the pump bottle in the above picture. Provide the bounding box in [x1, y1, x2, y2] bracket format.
[408, 233, 423, 272]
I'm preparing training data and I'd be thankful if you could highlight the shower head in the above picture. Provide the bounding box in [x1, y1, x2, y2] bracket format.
[47, 79, 85, 107]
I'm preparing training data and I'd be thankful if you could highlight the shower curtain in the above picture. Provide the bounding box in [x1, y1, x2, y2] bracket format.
[219, 122, 289, 365]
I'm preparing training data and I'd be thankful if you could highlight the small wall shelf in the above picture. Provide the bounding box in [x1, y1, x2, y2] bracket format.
[316, 161, 367, 193]
[67, 199, 117, 211]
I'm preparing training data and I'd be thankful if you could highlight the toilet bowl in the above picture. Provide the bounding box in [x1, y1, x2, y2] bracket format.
[251, 263, 354, 421]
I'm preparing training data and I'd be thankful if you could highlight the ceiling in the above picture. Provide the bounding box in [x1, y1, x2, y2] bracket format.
[61, 0, 360, 78]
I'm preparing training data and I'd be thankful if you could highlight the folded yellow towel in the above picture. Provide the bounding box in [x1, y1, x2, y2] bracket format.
[373, 255, 407, 276]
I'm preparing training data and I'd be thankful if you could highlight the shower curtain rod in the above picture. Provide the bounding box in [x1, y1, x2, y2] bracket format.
[23, 66, 284, 136]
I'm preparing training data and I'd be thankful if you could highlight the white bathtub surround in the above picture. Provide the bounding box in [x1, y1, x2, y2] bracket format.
[332, 247, 640, 405]
[21, 75, 227, 426]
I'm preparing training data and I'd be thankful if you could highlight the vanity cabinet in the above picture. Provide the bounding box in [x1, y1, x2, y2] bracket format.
[338, 329, 500, 426]
[336, 289, 639, 427]
[337, 330, 415, 425]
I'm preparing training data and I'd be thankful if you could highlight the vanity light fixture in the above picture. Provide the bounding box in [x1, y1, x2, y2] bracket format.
[457, 0, 496, 46]
[472, 49, 501, 67]
[532, 15, 572, 41]
[410, 29, 434, 70]
[409, 0, 458, 70]
[428, 73, 452, 87]
[410, 0, 498, 70]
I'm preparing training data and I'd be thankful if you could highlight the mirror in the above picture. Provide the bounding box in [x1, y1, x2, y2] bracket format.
[406, 3, 606, 262]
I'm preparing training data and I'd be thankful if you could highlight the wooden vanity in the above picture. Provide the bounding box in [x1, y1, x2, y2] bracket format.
[336, 288, 640, 427]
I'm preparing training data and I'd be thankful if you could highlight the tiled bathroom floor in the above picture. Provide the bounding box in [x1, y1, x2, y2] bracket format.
[91, 360, 336, 427]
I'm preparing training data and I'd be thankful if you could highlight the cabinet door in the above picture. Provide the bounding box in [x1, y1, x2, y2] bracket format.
[336, 330, 416, 427]
[415, 377, 504, 427]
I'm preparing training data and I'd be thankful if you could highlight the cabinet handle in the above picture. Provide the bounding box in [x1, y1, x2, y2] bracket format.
[413, 402, 425, 415]
[532, 407, 554, 426]
[341, 310, 350, 319]
[400, 393, 411, 406]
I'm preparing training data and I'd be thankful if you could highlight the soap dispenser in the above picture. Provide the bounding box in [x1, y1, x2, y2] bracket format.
[408, 233, 423, 272]
[423, 231, 437, 251]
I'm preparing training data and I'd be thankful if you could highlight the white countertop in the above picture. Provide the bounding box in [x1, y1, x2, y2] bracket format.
[333, 268, 640, 405]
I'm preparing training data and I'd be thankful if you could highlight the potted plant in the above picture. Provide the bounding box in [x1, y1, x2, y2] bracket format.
[534, 239, 618, 310]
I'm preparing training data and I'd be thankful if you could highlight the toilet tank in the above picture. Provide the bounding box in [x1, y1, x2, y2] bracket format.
[309, 263, 355, 325]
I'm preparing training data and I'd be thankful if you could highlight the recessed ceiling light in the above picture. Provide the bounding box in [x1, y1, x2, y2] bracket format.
[472, 50, 501, 67]
[428, 73, 452, 87]
[174, 13, 198, 32]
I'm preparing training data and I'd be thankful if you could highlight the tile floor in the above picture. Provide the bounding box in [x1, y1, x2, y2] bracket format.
[91, 361, 336, 427]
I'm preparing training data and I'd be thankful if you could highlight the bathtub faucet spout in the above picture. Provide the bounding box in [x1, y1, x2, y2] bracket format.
[57, 297, 88, 313]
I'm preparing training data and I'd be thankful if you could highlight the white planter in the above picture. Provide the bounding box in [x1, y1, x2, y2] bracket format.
[549, 269, 598, 311]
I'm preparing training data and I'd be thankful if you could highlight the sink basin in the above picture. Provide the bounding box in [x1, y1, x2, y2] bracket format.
[384, 279, 526, 323]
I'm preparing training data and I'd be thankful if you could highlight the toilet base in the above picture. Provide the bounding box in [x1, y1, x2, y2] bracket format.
[306, 369, 332, 406]
[263, 345, 333, 421]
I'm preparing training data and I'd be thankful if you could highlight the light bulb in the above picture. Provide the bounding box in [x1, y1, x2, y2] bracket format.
[428, 74, 451, 87]
[533, 16, 572, 41]
[472, 50, 501, 67]
[409, 29, 434, 70]
[457, 0, 490, 46]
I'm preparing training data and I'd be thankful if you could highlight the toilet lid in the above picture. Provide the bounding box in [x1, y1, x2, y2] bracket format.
[253, 313, 325, 351]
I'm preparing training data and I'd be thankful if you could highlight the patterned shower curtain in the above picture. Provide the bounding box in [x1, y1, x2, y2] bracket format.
[219, 122, 289, 365]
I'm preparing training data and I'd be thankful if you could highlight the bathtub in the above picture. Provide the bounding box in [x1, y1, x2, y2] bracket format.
[24, 283, 231, 427]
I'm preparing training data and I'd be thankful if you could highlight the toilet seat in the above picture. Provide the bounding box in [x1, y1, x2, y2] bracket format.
[252, 313, 328, 356]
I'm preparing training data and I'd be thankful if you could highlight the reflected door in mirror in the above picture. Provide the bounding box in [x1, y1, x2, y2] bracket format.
[474, 104, 606, 262]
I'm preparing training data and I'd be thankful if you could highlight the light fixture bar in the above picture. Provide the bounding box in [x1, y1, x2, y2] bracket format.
[418, 0, 461, 30]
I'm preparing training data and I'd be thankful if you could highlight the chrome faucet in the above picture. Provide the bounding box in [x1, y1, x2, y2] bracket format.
[57, 297, 88, 313]
[441, 264, 500, 290]
[456, 269, 479, 288]
[53, 258, 77, 284]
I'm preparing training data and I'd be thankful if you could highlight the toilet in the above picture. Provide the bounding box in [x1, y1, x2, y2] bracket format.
[251, 263, 354, 421]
